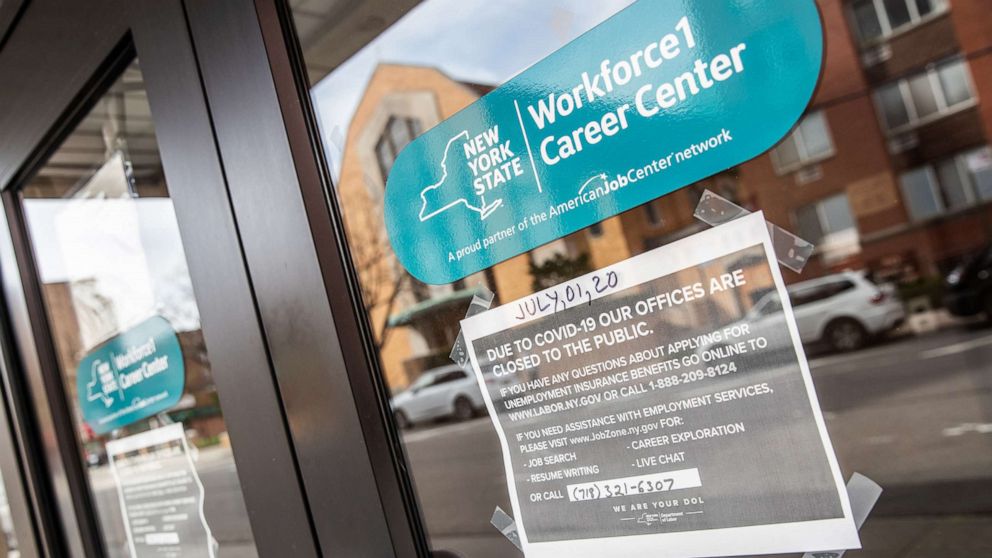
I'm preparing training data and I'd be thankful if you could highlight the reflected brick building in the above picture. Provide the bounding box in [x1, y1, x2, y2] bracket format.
[337, 0, 992, 389]
[737, 0, 992, 284]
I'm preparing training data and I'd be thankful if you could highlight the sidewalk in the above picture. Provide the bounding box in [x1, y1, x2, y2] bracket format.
[852, 515, 992, 558]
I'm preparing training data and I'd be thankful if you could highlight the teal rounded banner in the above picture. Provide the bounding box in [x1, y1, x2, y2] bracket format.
[77, 315, 185, 434]
[384, 0, 824, 285]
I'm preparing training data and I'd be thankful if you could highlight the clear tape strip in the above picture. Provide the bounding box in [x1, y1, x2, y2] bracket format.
[801, 473, 883, 558]
[450, 286, 496, 368]
[694, 190, 814, 273]
[491, 506, 523, 551]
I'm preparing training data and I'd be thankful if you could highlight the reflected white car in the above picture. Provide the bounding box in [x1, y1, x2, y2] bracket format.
[741, 271, 905, 352]
[390, 365, 509, 428]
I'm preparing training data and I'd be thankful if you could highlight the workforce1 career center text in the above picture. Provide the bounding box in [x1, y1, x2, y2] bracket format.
[523, 15, 747, 166]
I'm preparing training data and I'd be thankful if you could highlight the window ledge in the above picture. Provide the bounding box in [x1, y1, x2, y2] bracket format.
[858, 9, 951, 50]
[884, 99, 979, 137]
[773, 150, 836, 176]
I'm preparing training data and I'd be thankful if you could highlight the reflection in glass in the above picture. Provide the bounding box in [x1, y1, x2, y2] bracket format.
[877, 84, 910, 129]
[936, 158, 969, 210]
[291, 1, 992, 556]
[852, 0, 883, 42]
[774, 132, 802, 170]
[883, 0, 912, 29]
[796, 204, 825, 245]
[967, 147, 992, 201]
[915, 0, 942, 18]
[939, 59, 973, 107]
[773, 112, 835, 173]
[800, 112, 834, 159]
[19, 61, 258, 557]
[908, 73, 939, 118]
[820, 194, 857, 234]
[900, 167, 942, 220]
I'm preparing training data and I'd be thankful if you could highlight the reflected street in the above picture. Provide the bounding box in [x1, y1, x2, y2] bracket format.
[401, 326, 992, 558]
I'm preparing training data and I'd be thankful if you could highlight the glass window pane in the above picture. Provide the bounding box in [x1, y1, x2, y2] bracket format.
[376, 136, 395, 180]
[409, 118, 423, 137]
[820, 194, 856, 234]
[936, 158, 970, 210]
[774, 134, 801, 170]
[964, 146, 992, 201]
[916, 0, 948, 16]
[938, 60, 974, 107]
[388, 117, 415, 153]
[643, 201, 662, 225]
[19, 61, 258, 558]
[877, 83, 911, 129]
[883, 0, 913, 29]
[800, 112, 834, 158]
[908, 73, 940, 118]
[796, 204, 825, 245]
[900, 167, 943, 219]
[290, 1, 992, 557]
[852, 0, 884, 41]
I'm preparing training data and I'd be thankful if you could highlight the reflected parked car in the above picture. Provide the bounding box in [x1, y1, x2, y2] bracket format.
[741, 271, 905, 352]
[944, 245, 992, 320]
[391, 364, 509, 429]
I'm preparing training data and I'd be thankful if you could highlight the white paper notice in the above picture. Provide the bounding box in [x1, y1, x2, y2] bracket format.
[461, 213, 859, 558]
[107, 424, 214, 558]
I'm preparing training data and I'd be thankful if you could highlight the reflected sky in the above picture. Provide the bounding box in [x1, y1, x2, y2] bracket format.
[310, 0, 634, 180]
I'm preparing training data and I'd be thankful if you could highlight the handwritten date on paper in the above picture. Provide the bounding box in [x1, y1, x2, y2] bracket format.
[514, 270, 620, 321]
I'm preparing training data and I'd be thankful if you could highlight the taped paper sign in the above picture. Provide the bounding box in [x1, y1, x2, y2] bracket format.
[384, 0, 823, 284]
[107, 424, 214, 557]
[460, 214, 858, 557]
[77, 316, 185, 434]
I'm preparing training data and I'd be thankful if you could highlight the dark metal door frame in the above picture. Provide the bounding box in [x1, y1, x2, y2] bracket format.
[0, 1, 320, 555]
[0, 304, 42, 558]
[181, 1, 429, 555]
[181, 0, 432, 556]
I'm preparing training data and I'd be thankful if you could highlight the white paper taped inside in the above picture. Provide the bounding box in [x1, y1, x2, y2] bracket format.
[694, 189, 814, 273]
[460, 213, 858, 558]
[107, 423, 215, 557]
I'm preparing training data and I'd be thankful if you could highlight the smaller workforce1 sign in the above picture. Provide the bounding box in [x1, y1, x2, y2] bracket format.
[76, 315, 185, 434]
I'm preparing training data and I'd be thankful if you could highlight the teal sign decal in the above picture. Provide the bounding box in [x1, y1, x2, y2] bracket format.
[77, 316, 185, 434]
[384, 0, 823, 284]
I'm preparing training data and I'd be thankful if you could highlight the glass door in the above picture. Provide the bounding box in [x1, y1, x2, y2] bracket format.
[0, 1, 318, 556]
[16, 59, 259, 558]
[278, 1, 992, 557]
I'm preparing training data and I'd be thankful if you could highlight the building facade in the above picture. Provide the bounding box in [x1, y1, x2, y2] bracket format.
[738, 0, 992, 289]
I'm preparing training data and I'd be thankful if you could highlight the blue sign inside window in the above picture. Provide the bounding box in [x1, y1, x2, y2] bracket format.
[77, 316, 185, 434]
[384, 0, 824, 284]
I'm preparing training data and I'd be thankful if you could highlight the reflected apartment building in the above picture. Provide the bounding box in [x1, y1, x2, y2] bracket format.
[738, 0, 992, 287]
[337, 0, 992, 390]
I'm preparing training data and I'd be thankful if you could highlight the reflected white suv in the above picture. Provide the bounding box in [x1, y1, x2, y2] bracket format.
[391, 365, 504, 429]
[746, 271, 905, 352]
